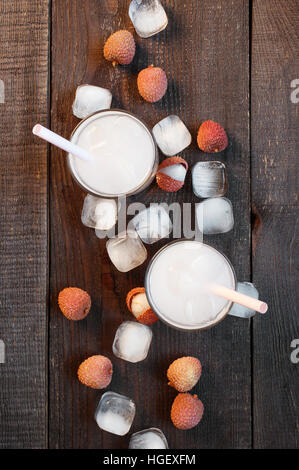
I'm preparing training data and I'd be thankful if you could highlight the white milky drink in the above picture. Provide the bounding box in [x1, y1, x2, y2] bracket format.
[145, 240, 236, 330]
[68, 110, 158, 197]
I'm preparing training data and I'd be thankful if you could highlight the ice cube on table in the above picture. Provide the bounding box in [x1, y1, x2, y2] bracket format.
[229, 282, 259, 318]
[196, 197, 234, 235]
[95, 392, 136, 436]
[81, 195, 118, 231]
[113, 321, 153, 363]
[153, 115, 192, 156]
[130, 205, 172, 244]
[129, 0, 168, 38]
[106, 230, 147, 272]
[129, 428, 168, 449]
[192, 161, 227, 198]
[72, 84, 112, 119]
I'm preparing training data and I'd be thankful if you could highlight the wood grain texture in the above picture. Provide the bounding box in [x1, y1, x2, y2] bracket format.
[49, 0, 251, 449]
[0, 0, 49, 448]
[251, 0, 299, 448]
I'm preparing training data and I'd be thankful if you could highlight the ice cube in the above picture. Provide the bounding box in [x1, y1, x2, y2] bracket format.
[152, 115, 192, 156]
[95, 392, 136, 436]
[130, 205, 172, 244]
[113, 321, 153, 363]
[196, 197, 234, 235]
[72, 84, 112, 119]
[129, 0, 168, 38]
[192, 161, 227, 198]
[106, 230, 147, 272]
[229, 282, 259, 318]
[129, 428, 168, 449]
[81, 195, 118, 230]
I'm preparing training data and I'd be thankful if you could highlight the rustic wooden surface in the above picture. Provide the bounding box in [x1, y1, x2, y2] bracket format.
[0, 0, 298, 449]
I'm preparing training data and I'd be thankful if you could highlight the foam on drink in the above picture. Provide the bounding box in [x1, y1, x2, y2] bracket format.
[146, 241, 235, 329]
[69, 111, 156, 196]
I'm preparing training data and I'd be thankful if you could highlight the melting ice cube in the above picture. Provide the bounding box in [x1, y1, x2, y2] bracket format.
[129, 428, 168, 449]
[192, 161, 227, 198]
[129, 0, 168, 38]
[81, 194, 118, 231]
[229, 282, 259, 318]
[196, 197, 234, 235]
[72, 84, 112, 119]
[113, 321, 153, 363]
[95, 392, 136, 436]
[106, 230, 147, 272]
[130, 205, 172, 244]
[152, 115, 192, 156]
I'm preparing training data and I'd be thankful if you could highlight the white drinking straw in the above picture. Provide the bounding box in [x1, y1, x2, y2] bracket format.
[209, 284, 268, 314]
[32, 124, 93, 162]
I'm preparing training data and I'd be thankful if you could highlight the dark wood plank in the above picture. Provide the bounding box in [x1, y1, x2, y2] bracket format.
[0, 0, 49, 449]
[251, 0, 299, 449]
[50, 0, 251, 449]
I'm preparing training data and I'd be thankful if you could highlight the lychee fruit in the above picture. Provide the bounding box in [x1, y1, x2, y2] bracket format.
[58, 287, 91, 321]
[126, 287, 159, 325]
[137, 66, 168, 103]
[78, 355, 113, 389]
[103, 30, 136, 66]
[171, 393, 204, 430]
[167, 356, 202, 392]
[156, 156, 188, 192]
[197, 120, 228, 153]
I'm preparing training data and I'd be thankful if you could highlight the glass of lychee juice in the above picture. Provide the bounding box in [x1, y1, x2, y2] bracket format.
[68, 109, 158, 197]
[145, 240, 237, 331]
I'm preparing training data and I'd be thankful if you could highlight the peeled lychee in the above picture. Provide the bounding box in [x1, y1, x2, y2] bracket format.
[78, 355, 113, 390]
[171, 393, 204, 430]
[103, 30, 136, 66]
[58, 287, 91, 321]
[167, 356, 202, 392]
[126, 287, 159, 325]
[137, 66, 168, 103]
[156, 156, 188, 192]
[197, 120, 228, 153]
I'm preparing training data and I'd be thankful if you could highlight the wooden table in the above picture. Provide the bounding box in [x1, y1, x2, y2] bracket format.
[0, 0, 298, 449]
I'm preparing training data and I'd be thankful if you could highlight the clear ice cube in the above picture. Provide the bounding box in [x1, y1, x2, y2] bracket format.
[152, 115, 192, 156]
[106, 230, 147, 272]
[192, 161, 227, 198]
[129, 428, 168, 449]
[72, 84, 112, 119]
[229, 282, 259, 318]
[95, 392, 136, 436]
[196, 197, 234, 235]
[113, 321, 153, 363]
[129, 0, 168, 38]
[130, 205, 172, 244]
[81, 194, 118, 230]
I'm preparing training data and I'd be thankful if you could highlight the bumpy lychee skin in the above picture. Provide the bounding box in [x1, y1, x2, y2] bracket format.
[78, 355, 113, 390]
[103, 30, 136, 66]
[197, 120, 228, 153]
[171, 393, 204, 430]
[167, 357, 202, 392]
[58, 287, 91, 321]
[137, 66, 168, 103]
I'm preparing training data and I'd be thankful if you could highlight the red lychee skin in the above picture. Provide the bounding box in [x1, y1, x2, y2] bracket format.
[126, 287, 159, 325]
[137, 66, 168, 103]
[58, 287, 91, 321]
[171, 393, 204, 430]
[156, 156, 188, 192]
[103, 30, 136, 65]
[78, 355, 113, 390]
[167, 357, 202, 392]
[197, 120, 228, 153]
